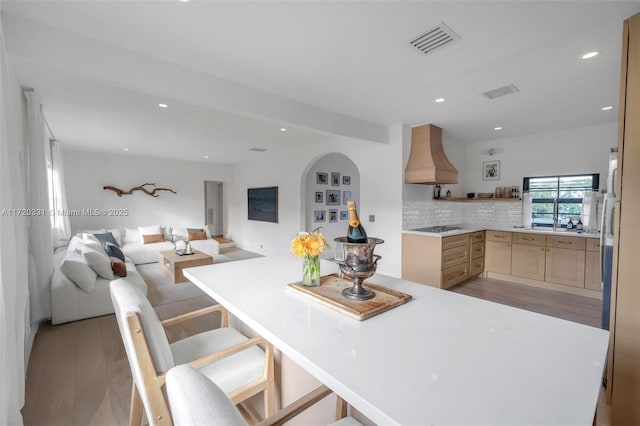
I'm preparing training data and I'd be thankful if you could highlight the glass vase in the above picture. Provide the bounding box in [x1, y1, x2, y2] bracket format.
[302, 255, 321, 287]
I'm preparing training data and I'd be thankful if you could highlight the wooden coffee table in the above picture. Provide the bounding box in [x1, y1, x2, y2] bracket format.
[159, 249, 214, 284]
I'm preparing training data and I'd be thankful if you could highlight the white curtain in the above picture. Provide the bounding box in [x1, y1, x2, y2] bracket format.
[0, 12, 31, 426]
[50, 139, 70, 246]
[24, 91, 54, 325]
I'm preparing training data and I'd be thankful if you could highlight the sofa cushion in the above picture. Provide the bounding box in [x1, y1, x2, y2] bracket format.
[124, 227, 141, 245]
[104, 241, 126, 262]
[188, 231, 207, 241]
[61, 248, 98, 292]
[94, 232, 119, 246]
[83, 241, 115, 280]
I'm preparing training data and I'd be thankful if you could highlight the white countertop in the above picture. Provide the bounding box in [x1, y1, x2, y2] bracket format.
[404, 224, 600, 239]
[185, 256, 608, 425]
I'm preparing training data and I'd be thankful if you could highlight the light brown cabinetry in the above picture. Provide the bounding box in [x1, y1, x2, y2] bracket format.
[402, 231, 483, 289]
[511, 233, 546, 281]
[484, 231, 512, 275]
[584, 238, 601, 291]
[608, 12, 640, 423]
[544, 236, 586, 288]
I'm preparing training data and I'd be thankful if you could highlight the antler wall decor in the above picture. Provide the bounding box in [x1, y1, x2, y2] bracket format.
[103, 183, 177, 197]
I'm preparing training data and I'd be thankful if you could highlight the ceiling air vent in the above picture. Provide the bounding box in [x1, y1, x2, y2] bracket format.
[409, 22, 460, 56]
[481, 84, 520, 100]
[249, 148, 268, 152]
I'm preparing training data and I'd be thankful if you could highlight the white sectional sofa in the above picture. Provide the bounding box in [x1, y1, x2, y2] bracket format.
[51, 235, 147, 325]
[50, 225, 221, 324]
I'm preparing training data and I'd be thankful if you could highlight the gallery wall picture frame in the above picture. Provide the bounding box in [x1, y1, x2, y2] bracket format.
[315, 191, 323, 203]
[343, 191, 352, 204]
[317, 172, 328, 185]
[482, 160, 500, 181]
[340, 211, 348, 220]
[331, 172, 340, 186]
[329, 209, 338, 223]
[342, 176, 351, 185]
[314, 210, 325, 222]
[326, 190, 341, 205]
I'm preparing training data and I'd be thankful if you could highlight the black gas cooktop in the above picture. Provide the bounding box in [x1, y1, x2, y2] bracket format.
[411, 225, 463, 233]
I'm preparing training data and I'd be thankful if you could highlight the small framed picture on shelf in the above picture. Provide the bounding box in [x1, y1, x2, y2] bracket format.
[482, 160, 500, 181]
[329, 209, 338, 223]
[315, 191, 323, 203]
[342, 175, 351, 185]
[314, 210, 325, 222]
[343, 191, 351, 204]
[340, 210, 348, 220]
[326, 190, 340, 205]
[317, 172, 328, 185]
[331, 172, 340, 186]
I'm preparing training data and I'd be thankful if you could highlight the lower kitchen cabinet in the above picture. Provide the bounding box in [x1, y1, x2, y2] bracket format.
[511, 244, 546, 281]
[584, 239, 601, 291]
[485, 231, 512, 275]
[545, 247, 586, 288]
[402, 231, 483, 289]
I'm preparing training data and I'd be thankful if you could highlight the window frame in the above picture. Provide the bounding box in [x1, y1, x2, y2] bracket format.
[523, 173, 599, 227]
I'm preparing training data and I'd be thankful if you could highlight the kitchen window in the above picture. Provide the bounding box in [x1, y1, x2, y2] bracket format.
[523, 174, 599, 227]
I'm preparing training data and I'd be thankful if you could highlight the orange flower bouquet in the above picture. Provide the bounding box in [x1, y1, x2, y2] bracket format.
[291, 227, 330, 287]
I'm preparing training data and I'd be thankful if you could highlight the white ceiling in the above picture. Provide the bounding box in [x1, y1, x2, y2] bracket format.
[3, 1, 640, 164]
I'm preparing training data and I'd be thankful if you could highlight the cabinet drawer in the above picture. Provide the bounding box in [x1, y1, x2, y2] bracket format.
[512, 232, 546, 246]
[546, 235, 586, 250]
[471, 242, 485, 259]
[442, 263, 468, 289]
[442, 234, 468, 250]
[586, 238, 600, 252]
[470, 257, 484, 275]
[442, 245, 468, 269]
[486, 230, 511, 242]
[469, 231, 485, 244]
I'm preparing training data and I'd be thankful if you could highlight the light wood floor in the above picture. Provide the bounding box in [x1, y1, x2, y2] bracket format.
[22, 268, 609, 425]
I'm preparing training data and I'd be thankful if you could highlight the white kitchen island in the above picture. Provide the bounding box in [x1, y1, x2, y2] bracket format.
[184, 256, 609, 425]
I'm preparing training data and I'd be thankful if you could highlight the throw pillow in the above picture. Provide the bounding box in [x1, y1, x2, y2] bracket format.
[124, 227, 140, 245]
[104, 242, 126, 262]
[83, 244, 115, 280]
[143, 234, 164, 244]
[110, 257, 127, 277]
[94, 232, 118, 246]
[188, 231, 207, 241]
[61, 249, 98, 292]
[139, 225, 163, 244]
[187, 228, 204, 233]
[82, 233, 102, 245]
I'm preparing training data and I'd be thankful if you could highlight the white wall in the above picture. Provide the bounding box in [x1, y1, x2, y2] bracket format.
[226, 126, 404, 277]
[462, 122, 617, 193]
[64, 150, 233, 232]
[304, 152, 360, 255]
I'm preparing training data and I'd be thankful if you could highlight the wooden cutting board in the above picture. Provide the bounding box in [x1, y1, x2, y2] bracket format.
[288, 274, 412, 321]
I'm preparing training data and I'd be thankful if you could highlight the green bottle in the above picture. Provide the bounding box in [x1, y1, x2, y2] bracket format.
[347, 200, 368, 243]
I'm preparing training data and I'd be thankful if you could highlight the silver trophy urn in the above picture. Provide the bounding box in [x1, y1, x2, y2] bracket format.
[333, 237, 384, 301]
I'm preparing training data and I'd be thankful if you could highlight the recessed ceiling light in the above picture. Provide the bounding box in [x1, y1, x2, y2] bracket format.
[435, 98, 445, 103]
[123, 148, 129, 151]
[581, 51, 599, 59]
[179, 0, 191, 2]
[601, 106, 613, 111]
[494, 127, 503, 131]
[280, 128, 287, 132]
[203, 155, 209, 159]
[158, 103, 168, 108]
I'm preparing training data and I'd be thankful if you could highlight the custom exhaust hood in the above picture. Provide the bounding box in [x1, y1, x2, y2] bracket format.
[404, 124, 458, 184]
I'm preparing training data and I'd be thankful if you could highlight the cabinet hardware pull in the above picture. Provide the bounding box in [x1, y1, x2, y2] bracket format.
[523, 237, 534, 241]
[558, 241, 572, 244]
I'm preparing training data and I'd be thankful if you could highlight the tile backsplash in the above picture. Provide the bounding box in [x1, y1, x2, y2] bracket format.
[403, 200, 523, 230]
